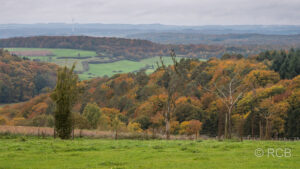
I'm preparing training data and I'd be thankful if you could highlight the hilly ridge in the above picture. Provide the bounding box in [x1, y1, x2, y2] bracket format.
[0, 36, 283, 60]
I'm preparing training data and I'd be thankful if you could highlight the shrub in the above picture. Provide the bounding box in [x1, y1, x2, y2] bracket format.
[0, 116, 7, 125]
[127, 122, 143, 133]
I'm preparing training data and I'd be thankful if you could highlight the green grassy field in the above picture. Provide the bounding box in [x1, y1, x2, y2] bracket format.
[6, 48, 97, 58]
[0, 136, 298, 169]
[5, 48, 206, 80]
[6, 48, 97, 73]
[79, 56, 191, 79]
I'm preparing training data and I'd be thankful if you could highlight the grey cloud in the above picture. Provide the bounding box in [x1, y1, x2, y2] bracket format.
[0, 0, 300, 25]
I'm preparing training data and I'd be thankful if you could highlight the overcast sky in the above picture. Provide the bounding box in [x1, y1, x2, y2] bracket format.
[1, 0, 300, 25]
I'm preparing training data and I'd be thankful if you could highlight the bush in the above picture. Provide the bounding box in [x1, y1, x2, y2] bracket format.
[31, 114, 54, 127]
[72, 112, 90, 129]
[127, 122, 143, 133]
[0, 116, 7, 125]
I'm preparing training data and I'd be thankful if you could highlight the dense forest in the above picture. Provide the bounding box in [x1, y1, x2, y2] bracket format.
[0, 49, 57, 103]
[0, 36, 273, 59]
[0, 49, 299, 139]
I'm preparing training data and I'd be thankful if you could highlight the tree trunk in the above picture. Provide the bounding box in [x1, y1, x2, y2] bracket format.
[259, 120, 264, 140]
[54, 128, 56, 139]
[115, 129, 118, 140]
[72, 126, 74, 140]
[224, 113, 228, 139]
[240, 134, 243, 142]
[265, 119, 270, 140]
[217, 111, 223, 140]
[251, 112, 254, 139]
[166, 98, 171, 140]
[166, 119, 170, 140]
[152, 128, 156, 138]
[228, 108, 232, 139]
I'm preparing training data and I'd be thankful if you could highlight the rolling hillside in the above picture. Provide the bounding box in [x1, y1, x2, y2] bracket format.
[1, 51, 299, 138]
[0, 49, 57, 103]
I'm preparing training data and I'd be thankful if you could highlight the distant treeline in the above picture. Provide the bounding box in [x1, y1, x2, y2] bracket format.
[128, 32, 300, 46]
[0, 36, 262, 59]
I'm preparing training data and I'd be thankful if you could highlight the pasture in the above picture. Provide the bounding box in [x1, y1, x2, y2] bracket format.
[6, 48, 97, 58]
[79, 56, 186, 79]
[0, 135, 298, 169]
[5, 48, 202, 80]
[6, 48, 97, 73]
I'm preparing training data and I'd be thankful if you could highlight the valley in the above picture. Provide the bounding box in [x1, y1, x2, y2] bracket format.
[5, 48, 190, 80]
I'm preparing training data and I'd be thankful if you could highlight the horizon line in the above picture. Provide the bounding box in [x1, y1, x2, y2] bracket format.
[1, 23, 300, 27]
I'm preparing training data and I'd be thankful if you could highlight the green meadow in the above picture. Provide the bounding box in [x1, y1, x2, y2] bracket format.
[5, 48, 97, 73]
[79, 56, 188, 79]
[5, 48, 97, 58]
[0, 136, 299, 169]
[5, 48, 205, 80]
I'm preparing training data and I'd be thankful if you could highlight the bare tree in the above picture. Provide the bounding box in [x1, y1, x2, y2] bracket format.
[205, 75, 246, 139]
[156, 49, 184, 139]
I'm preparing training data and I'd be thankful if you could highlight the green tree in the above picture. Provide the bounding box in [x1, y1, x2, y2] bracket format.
[112, 115, 125, 140]
[50, 64, 79, 139]
[83, 103, 102, 129]
[72, 112, 90, 129]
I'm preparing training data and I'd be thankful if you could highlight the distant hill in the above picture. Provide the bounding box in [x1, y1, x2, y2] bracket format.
[0, 36, 228, 59]
[0, 36, 162, 60]
[1, 24, 300, 39]
[0, 36, 294, 60]
[127, 33, 300, 46]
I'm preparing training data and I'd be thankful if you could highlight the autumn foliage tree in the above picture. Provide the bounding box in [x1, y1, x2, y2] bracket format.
[180, 120, 202, 139]
[0, 49, 57, 103]
[1, 49, 300, 140]
[232, 112, 250, 141]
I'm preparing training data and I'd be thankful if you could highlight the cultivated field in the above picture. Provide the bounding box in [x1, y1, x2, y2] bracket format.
[0, 134, 298, 169]
[5, 48, 198, 80]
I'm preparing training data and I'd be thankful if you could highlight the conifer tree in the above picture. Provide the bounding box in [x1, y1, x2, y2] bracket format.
[51, 64, 79, 139]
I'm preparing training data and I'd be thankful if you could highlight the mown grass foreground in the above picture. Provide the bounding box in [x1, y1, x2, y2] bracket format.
[0, 136, 299, 169]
